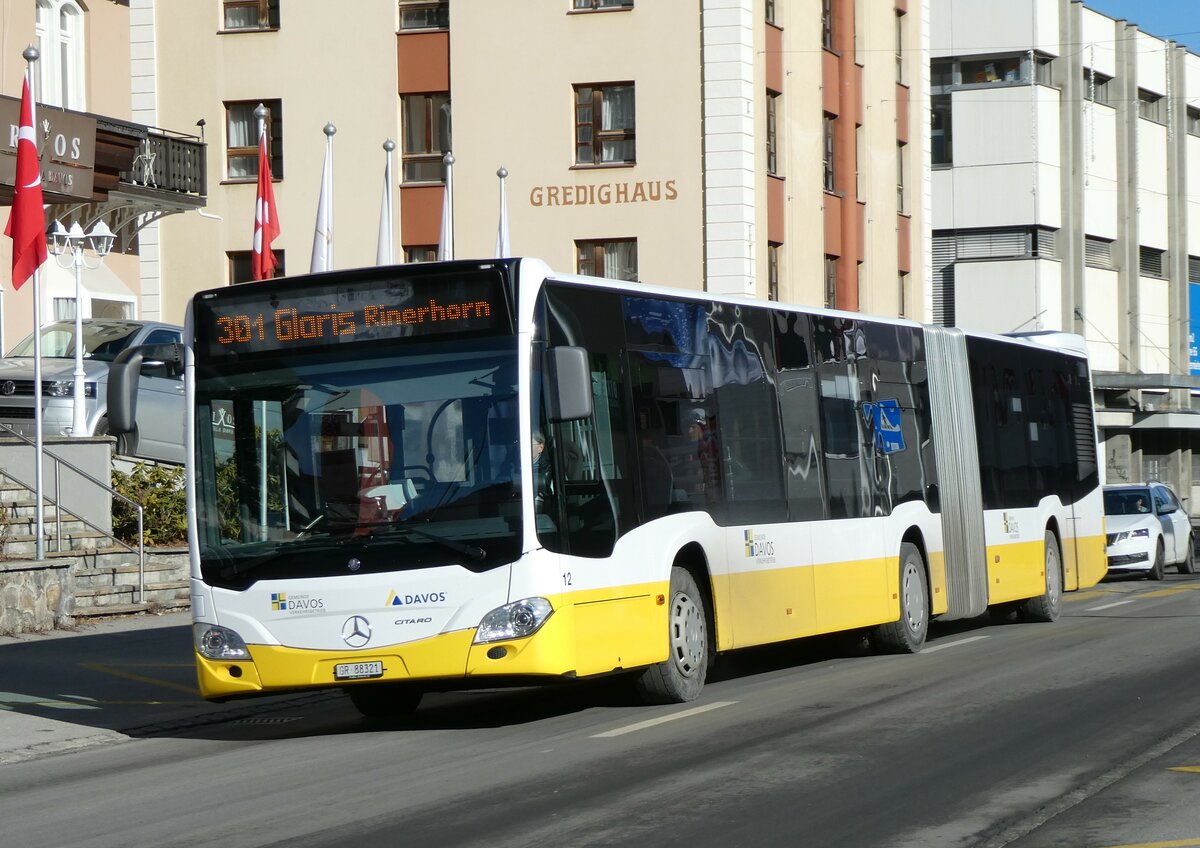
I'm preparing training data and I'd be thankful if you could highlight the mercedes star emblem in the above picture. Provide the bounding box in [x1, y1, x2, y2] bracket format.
[341, 615, 372, 648]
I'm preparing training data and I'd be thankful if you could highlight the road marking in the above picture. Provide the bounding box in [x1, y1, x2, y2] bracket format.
[921, 635, 990, 654]
[590, 701, 736, 738]
[1098, 839, 1200, 847]
[1086, 600, 1137, 611]
[1141, 586, 1200, 599]
[1066, 591, 1108, 602]
[1167, 766, 1200, 773]
[0, 692, 99, 711]
[80, 663, 200, 696]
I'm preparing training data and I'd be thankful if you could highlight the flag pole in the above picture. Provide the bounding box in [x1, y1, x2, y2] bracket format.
[437, 152, 454, 261]
[495, 166, 510, 258]
[311, 123, 335, 273]
[377, 139, 395, 265]
[324, 123, 334, 271]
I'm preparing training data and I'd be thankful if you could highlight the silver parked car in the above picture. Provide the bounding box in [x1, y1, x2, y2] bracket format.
[0, 319, 185, 464]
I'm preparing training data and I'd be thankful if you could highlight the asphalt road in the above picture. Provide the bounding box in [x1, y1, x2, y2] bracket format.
[3, 574, 1200, 848]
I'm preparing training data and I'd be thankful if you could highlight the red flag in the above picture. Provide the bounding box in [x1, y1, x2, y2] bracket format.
[4, 77, 47, 290]
[251, 130, 280, 280]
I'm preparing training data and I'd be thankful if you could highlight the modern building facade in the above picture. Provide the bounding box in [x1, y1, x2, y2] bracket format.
[150, 0, 927, 323]
[930, 0, 1200, 507]
[0, 0, 205, 348]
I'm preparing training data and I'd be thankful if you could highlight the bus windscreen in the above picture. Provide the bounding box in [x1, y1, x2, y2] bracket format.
[193, 268, 510, 359]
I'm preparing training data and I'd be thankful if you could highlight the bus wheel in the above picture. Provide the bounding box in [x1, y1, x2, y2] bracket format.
[1022, 531, 1063, 622]
[346, 682, 423, 718]
[872, 542, 929, 654]
[635, 566, 709, 704]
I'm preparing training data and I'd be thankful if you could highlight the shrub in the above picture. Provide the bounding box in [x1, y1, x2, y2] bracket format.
[112, 462, 187, 546]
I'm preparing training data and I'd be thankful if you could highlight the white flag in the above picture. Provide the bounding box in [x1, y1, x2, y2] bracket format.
[437, 153, 454, 261]
[495, 167, 510, 258]
[310, 128, 334, 273]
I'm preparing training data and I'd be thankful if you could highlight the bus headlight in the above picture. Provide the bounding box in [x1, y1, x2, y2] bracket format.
[474, 597, 554, 644]
[194, 623, 251, 660]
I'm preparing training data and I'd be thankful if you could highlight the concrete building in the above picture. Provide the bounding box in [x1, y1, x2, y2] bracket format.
[150, 0, 927, 321]
[931, 0, 1200, 507]
[0, 0, 205, 348]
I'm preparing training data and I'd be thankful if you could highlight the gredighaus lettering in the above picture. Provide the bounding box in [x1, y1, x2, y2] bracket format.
[530, 179, 677, 207]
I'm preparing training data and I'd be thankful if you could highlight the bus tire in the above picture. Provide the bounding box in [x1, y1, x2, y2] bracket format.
[634, 566, 709, 704]
[346, 682, 423, 718]
[1022, 531, 1063, 622]
[872, 542, 929, 654]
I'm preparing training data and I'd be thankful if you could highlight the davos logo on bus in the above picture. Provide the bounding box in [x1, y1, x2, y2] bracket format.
[270, 592, 325, 613]
[743, 530, 776, 564]
[387, 590, 447, 607]
[862, 399, 906, 454]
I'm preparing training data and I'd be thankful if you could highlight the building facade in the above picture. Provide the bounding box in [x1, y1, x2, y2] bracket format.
[931, 0, 1200, 508]
[150, 0, 927, 323]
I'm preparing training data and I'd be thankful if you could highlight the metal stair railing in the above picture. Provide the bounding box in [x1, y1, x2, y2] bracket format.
[0, 423, 146, 602]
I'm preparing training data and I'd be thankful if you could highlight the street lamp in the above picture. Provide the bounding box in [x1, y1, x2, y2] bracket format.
[47, 218, 115, 437]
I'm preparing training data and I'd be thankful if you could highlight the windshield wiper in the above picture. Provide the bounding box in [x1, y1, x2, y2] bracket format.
[371, 523, 486, 561]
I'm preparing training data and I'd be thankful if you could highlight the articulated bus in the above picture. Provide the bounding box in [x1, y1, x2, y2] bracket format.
[155, 258, 1106, 714]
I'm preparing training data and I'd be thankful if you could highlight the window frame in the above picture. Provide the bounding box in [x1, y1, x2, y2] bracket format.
[766, 93, 779, 176]
[221, 0, 280, 32]
[224, 99, 283, 182]
[570, 0, 634, 11]
[228, 249, 286, 284]
[404, 246, 439, 263]
[401, 93, 452, 183]
[398, 1, 449, 30]
[1138, 89, 1165, 124]
[822, 114, 836, 191]
[573, 83, 637, 167]
[576, 238, 639, 281]
[821, 0, 833, 50]
[34, 0, 84, 110]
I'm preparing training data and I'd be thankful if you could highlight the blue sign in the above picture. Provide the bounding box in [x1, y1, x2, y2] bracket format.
[862, 398, 906, 454]
[1190, 283, 1200, 375]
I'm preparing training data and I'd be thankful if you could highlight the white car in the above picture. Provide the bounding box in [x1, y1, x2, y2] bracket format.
[1104, 483, 1195, 580]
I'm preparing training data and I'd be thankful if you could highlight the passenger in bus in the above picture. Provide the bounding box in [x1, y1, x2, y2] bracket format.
[532, 430, 554, 510]
[686, 407, 721, 502]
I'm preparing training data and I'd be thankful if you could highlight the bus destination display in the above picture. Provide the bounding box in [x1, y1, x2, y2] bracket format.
[195, 272, 507, 357]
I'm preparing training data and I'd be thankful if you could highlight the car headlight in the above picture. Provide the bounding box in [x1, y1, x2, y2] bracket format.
[1111, 528, 1150, 544]
[193, 623, 251, 660]
[474, 597, 554, 644]
[43, 380, 96, 398]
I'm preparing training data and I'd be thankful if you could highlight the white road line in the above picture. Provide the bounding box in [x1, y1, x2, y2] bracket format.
[1086, 600, 1137, 611]
[921, 635, 990, 654]
[590, 701, 737, 738]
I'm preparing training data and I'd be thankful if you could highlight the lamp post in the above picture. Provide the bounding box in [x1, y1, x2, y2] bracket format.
[47, 219, 115, 437]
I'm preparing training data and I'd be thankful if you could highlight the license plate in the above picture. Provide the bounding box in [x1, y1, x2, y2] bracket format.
[334, 661, 384, 680]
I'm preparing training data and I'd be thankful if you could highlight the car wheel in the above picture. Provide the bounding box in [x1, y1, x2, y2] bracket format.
[1149, 540, 1165, 581]
[1180, 536, 1196, 575]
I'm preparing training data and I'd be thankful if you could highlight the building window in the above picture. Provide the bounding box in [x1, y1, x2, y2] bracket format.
[823, 114, 835, 191]
[402, 94, 452, 182]
[766, 0, 776, 26]
[898, 271, 908, 318]
[855, 124, 865, 199]
[1187, 107, 1200, 138]
[404, 246, 439, 263]
[821, 0, 833, 49]
[768, 244, 780, 301]
[824, 255, 838, 308]
[225, 99, 283, 180]
[897, 142, 907, 214]
[895, 11, 905, 84]
[575, 84, 636, 165]
[229, 250, 285, 283]
[960, 56, 1022, 85]
[399, 1, 449, 29]
[1139, 246, 1166, 278]
[34, 0, 84, 110]
[767, 93, 779, 176]
[1083, 69, 1112, 105]
[932, 94, 952, 166]
[931, 59, 953, 88]
[222, 0, 279, 30]
[572, 0, 633, 9]
[1084, 235, 1114, 270]
[577, 239, 638, 281]
[1138, 89, 1165, 124]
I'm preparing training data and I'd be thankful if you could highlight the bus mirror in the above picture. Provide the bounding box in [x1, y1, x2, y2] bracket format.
[545, 346, 593, 422]
[107, 348, 144, 437]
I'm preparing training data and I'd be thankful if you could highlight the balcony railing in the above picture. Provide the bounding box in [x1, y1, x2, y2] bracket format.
[119, 128, 207, 197]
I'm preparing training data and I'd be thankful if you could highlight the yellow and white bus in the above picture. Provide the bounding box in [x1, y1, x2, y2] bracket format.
[155, 258, 1106, 714]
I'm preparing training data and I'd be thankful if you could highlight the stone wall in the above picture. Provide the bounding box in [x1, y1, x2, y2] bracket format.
[0, 559, 73, 635]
